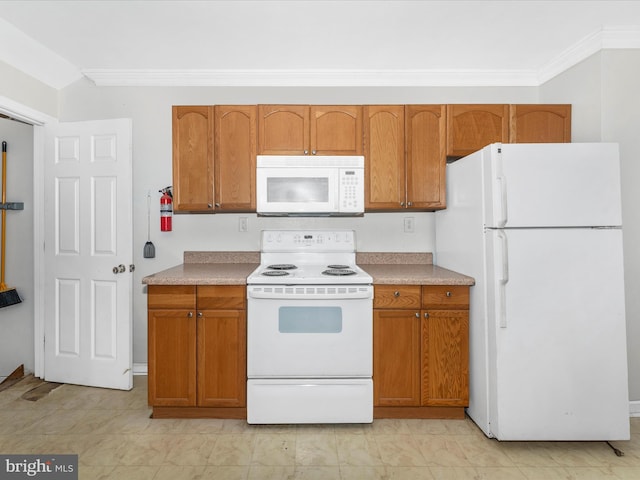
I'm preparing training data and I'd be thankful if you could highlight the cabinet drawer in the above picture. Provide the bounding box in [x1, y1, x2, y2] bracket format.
[374, 285, 421, 309]
[197, 285, 245, 309]
[422, 286, 469, 309]
[148, 285, 196, 309]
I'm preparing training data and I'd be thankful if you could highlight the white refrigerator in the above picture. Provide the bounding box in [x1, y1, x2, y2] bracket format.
[435, 143, 630, 441]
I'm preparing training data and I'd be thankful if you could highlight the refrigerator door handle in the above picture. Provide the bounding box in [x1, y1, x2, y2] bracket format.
[496, 175, 508, 228]
[496, 230, 509, 328]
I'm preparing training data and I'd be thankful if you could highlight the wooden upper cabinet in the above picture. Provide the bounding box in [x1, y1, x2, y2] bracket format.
[446, 104, 509, 158]
[405, 105, 446, 210]
[364, 105, 405, 210]
[258, 105, 310, 155]
[509, 104, 571, 143]
[172, 106, 214, 212]
[214, 105, 257, 211]
[258, 105, 363, 155]
[310, 106, 363, 155]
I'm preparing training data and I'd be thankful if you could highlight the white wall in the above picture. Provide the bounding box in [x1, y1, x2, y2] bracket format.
[0, 61, 58, 119]
[601, 50, 640, 403]
[57, 81, 539, 365]
[541, 50, 640, 402]
[0, 117, 34, 381]
[7, 62, 639, 401]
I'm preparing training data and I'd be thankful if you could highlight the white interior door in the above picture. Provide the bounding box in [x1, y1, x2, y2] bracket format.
[44, 119, 133, 390]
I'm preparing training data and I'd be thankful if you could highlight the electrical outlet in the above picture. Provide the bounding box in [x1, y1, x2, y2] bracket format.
[239, 217, 248, 232]
[404, 216, 415, 233]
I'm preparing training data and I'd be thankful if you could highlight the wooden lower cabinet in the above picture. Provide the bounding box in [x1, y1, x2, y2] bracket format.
[373, 284, 470, 419]
[197, 309, 246, 407]
[148, 309, 196, 406]
[373, 309, 421, 406]
[147, 285, 246, 418]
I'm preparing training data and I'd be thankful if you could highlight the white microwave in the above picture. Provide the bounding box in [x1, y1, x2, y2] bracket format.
[256, 155, 365, 216]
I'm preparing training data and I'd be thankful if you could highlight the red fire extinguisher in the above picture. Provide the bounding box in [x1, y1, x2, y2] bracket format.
[159, 186, 173, 231]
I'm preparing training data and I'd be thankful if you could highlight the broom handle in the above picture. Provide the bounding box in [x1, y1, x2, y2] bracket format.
[1, 141, 7, 289]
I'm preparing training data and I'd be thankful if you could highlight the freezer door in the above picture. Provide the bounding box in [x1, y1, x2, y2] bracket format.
[485, 227, 629, 440]
[483, 143, 622, 228]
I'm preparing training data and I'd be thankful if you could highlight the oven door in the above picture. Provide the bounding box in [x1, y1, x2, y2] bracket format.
[247, 286, 373, 378]
[256, 167, 339, 215]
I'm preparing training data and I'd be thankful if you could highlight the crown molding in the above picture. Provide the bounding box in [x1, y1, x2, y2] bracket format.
[82, 25, 640, 87]
[538, 26, 640, 84]
[4, 22, 637, 89]
[81, 68, 541, 87]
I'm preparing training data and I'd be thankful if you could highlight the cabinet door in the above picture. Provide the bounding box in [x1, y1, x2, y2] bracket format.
[373, 309, 421, 406]
[214, 105, 257, 211]
[446, 104, 509, 158]
[310, 105, 363, 155]
[364, 105, 405, 210]
[406, 105, 446, 209]
[258, 105, 310, 154]
[148, 309, 196, 406]
[197, 310, 247, 407]
[509, 104, 571, 143]
[172, 106, 214, 212]
[421, 309, 469, 407]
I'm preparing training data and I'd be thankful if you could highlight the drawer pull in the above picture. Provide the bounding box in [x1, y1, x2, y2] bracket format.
[394, 291, 400, 297]
[446, 291, 452, 297]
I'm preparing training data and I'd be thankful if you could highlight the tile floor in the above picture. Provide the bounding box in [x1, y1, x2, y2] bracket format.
[0, 375, 639, 479]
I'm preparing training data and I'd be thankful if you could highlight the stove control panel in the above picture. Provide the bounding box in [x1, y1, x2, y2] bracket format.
[261, 230, 356, 252]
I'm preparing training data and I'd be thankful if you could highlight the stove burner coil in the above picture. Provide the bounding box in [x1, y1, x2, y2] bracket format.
[262, 270, 290, 277]
[266, 264, 297, 270]
[327, 264, 350, 270]
[322, 268, 357, 276]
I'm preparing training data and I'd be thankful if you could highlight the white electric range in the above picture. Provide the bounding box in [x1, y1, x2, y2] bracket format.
[246, 230, 373, 424]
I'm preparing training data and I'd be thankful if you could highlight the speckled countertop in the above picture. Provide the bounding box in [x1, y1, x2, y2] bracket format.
[142, 252, 259, 286]
[357, 253, 475, 286]
[142, 251, 474, 286]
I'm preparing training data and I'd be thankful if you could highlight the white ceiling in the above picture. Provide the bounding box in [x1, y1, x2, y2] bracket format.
[1, 0, 639, 89]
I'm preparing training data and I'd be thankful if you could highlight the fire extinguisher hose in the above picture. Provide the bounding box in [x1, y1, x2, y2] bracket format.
[0, 141, 22, 308]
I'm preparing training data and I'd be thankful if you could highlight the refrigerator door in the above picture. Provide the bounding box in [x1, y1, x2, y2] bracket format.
[483, 143, 622, 228]
[484, 227, 629, 440]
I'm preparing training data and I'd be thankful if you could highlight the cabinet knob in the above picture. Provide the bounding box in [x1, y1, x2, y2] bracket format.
[304, 150, 309, 155]
[424, 312, 429, 319]
[187, 312, 193, 318]
[393, 291, 400, 297]
[312, 150, 317, 155]
[415, 312, 420, 318]
[446, 291, 452, 297]
[197, 312, 203, 318]
[407, 201, 413, 207]
[208, 204, 213, 208]
[215, 203, 221, 208]
[400, 202, 405, 207]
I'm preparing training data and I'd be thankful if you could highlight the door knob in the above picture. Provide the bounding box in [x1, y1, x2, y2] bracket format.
[112, 264, 126, 274]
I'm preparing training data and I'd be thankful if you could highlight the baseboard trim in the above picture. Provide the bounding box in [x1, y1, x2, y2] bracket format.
[133, 363, 148, 376]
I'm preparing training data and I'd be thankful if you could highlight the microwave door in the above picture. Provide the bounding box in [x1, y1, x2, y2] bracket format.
[257, 168, 339, 214]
